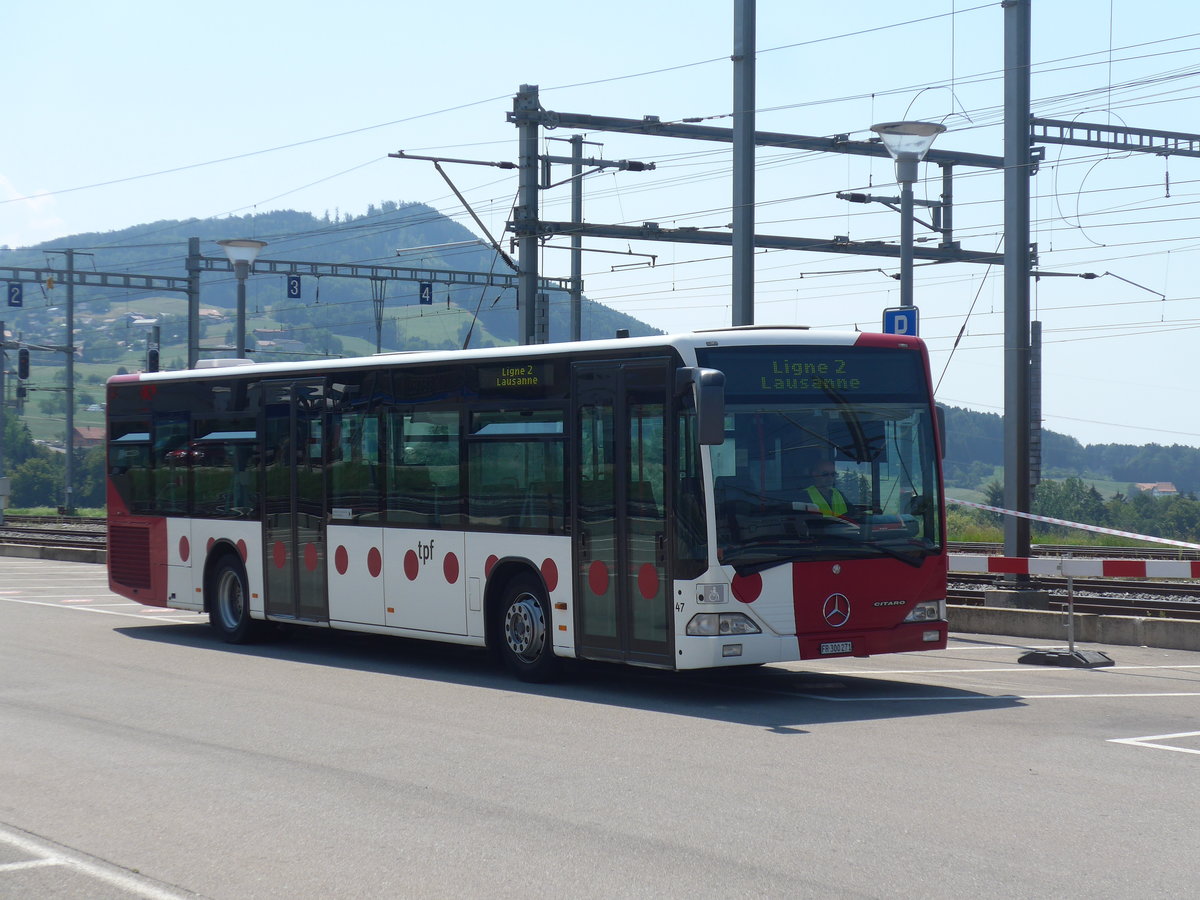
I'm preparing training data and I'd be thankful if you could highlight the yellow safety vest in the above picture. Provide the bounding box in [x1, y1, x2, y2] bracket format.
[805, 485, 848, 517]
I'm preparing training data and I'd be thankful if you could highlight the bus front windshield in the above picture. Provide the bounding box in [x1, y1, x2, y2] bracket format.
[698, 347, 942, 574]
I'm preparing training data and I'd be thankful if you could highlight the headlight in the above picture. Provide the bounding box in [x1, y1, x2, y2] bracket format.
[686, 612, 763, 636]
[903, 599, 946, 623]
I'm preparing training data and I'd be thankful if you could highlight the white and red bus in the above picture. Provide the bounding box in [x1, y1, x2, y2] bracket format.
[106, 327, 947, 680]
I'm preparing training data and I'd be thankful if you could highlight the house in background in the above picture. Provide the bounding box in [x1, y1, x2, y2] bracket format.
[1134, 482, 1179, 497]
[73, 426, 106, 449]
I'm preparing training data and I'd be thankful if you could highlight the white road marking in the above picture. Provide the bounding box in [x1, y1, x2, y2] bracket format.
[0, 824, 192, 899]
[940, 644, 1068, 651]
[823, 664, 1200, 675]
[1108, 731, 1200, 756]
[0, 596, 199, 623]
[794, 691, 1200, 702]
[0, 858, 60, 872]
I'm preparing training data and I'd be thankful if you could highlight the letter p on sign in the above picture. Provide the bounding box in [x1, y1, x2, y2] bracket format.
[883, 307, 918, 336]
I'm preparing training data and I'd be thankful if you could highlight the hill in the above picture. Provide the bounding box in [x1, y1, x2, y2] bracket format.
[1, 201, 660, 372]
[941, 405, 1200, 496]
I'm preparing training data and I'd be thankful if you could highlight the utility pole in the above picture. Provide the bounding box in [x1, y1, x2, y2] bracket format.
[515, 85, 542, 344]
[0, 320, 7, 525]
[569, 135, 584, 342]
[731, 0, 756, 326]
[372, 278, 386, 353]
[65, 249, 76, 514]
[186, 237, 201, 369]
[1003, 0, 1033, 562]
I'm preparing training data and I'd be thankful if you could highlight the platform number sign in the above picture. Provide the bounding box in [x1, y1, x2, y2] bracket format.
[287, 275, 302, 300]
[6, 282, 21, 307]
[419, 282, 433, 305]
[883, 306, 919, 336]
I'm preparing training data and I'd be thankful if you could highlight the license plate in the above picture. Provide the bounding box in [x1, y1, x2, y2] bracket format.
[820, 641, 853, 655]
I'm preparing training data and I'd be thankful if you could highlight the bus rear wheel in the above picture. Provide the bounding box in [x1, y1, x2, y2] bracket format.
[496, 575, 561, 682]
[208, 554, 259, 644]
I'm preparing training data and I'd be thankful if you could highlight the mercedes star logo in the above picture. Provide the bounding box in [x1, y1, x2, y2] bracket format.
[822, 593, 851, 628]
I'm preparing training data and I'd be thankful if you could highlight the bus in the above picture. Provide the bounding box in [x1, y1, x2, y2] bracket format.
[106, 327, 947, 681]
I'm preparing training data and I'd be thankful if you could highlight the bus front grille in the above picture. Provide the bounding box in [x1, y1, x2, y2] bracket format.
[109, 525, 152, 589]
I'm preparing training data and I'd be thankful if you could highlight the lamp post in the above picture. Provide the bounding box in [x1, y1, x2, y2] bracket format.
[871, 121, 945, 307]
[217, 239, 267, 358]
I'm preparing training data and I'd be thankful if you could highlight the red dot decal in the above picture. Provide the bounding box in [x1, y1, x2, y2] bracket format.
[334, 545, 349, 575]
[273, 541, 287, 569]
[404, 549, 419, 581]
[588, 559, 609, 596]
[207, 537, 215, 554]
[236, 539, 248, 562]
[443, 552, 460, 584]
[178, 536, 190, 563]
[367, 547, 383, 578]
[731, 572, 763, 603]
[541, 558, 558, 593]
[485, 554, 498, 577]
[304, 543, 319, 572]
[637, 563, 659, 600]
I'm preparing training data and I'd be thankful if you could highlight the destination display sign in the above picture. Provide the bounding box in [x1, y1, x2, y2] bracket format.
[478, 362, 552, 391]
[696, 347, 925, 400]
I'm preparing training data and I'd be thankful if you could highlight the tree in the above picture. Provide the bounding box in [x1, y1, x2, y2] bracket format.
[73, 446, 107, 508]
[2, 415, 39, 468]
[11, 456, 62, 507]
[38, 390, 68, 417]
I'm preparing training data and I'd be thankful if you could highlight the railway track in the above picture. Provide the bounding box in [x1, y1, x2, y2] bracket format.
[0, 517, 106, 550]
[950, 573, 1200, 619]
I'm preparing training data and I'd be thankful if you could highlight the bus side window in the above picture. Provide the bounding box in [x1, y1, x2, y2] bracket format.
[677, 413, 709, 576]
[152, 414, 190, 515]
[466, 409, 564, 534]
[329, 412, 381, 519]
[386, 410, 460, 528]
[108, 423, 152, 514]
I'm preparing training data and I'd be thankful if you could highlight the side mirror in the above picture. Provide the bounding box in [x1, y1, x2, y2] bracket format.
[677, 367, 725, 445]
[936, 406, 946, 459]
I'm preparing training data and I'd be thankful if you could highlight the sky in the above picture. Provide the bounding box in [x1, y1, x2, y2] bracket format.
[3, 1, 1199, 451]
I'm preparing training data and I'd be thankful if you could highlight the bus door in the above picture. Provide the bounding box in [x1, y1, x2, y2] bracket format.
[262, 379, 329, 621]
[572, 360, 673, 667]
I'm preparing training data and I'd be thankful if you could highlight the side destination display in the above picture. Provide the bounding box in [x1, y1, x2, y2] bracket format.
[478, 363, 552, 391]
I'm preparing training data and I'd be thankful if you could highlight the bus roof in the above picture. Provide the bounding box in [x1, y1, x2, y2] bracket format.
[107, 326, 925, 385]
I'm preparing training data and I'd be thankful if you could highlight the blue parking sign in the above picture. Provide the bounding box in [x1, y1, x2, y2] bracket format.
[883, 307, 918, 336]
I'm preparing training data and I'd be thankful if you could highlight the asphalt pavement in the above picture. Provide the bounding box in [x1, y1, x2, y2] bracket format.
[2, 557, 1197, 899]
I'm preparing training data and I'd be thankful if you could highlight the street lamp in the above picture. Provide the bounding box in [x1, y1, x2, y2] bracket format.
[217, 239, 267, 358]
[871, 121, 946, 307]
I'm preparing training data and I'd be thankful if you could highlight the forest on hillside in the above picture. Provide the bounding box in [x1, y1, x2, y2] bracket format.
[941, 405, 1200, 495]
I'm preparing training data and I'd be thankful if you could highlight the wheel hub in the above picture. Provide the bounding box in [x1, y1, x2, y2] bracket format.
[504, 593, 546, 663]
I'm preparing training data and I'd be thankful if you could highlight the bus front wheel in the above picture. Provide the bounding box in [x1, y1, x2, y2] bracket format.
[208, 554, 259, 644]
[496, 575, 561, 682]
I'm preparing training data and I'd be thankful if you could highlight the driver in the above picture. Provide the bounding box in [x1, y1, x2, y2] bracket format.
[805, 460, 848, 517]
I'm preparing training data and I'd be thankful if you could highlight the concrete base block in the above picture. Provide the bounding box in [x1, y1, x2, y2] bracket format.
[0, 543, 105, 564]
[983, 589, 1051, 610]
[950, 605, 1200, 653]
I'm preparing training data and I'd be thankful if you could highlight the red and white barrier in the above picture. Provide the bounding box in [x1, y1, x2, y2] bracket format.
[950, 554, 1200, 579]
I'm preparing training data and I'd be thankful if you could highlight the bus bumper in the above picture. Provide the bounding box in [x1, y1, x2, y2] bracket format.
[674, 621, 947, 670]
